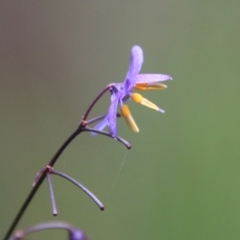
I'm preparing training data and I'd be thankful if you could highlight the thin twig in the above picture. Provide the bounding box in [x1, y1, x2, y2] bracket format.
[86, 113, 121, 126]
[83, 127, 131, 149]
[9, 221, 85, 240]
[49, 169, 104, 211]
[46, 173, 58, 216]
[4, 123, 130, 239]
[86, 114, 106, 125]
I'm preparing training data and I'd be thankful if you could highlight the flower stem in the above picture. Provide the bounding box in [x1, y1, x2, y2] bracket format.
[3, 126, 83, 240]
[46, 173, 58, 216]
[83, 127, 131, 149]
[4, 124, 130, 239]
[50, 169, 104, 210]
[9, 221, 84, 240]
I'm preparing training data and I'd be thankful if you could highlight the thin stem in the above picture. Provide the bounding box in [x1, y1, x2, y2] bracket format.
[9, 222, 73, 240]
[32, 168, 44, 187]
[83, 127, 132, 149]
[46, 173, 58, 216]
[9, 221, 86, 240]
[86, 113, 121, 126]
[49, 169, 104, 211]
[86, 114, 106, 125]
[3, 127, 83, 240]
[81, 84, 114, 123]
[4, 121, 130, 239]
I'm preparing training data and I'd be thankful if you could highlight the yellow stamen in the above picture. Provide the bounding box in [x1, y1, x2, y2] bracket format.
[134, 83, 167, 90]
[120, 105, 139, 132]
[140, 98, 160, 111]
[120, 104, 130, 118]
[131, 92, 143, 103]
[131, 93, 164, 112]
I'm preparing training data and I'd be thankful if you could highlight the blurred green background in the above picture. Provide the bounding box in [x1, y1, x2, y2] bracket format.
[1, 1, 240, 239]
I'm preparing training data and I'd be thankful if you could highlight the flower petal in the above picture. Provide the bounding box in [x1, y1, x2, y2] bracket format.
[69, 229, 87, 240]
[127, 46, 144, 76]
[107, 94, 120, 138]
[135, 74, 172, 83]
[91, 116, 108, 136]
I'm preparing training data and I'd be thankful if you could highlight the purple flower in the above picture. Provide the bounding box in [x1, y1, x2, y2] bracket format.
[69, 229, 87, 240]
[93, 45, 172, 138]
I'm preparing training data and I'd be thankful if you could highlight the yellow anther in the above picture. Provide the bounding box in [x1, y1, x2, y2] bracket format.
[132, 94, 164, 112]
[134, 83, 147, 90]
[120, 104, 130, 118]
[120, 104, 139, 132]
[131, 93, 143, 103]
[140, 98, 159, 111]
[134, 83, 167, 90]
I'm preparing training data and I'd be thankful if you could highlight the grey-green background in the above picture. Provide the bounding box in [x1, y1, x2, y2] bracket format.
[1, 1, 240, 239]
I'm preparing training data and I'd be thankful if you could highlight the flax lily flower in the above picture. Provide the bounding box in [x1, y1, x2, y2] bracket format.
[92, 45, 172, 138]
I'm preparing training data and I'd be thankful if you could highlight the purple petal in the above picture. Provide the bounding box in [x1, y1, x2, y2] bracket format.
[127, 46, 144, 76]
[69, 229, 87, 240]
[107, 94, 120, 138]
[91, 116, 108, 136]
[135, 74, 172, 83]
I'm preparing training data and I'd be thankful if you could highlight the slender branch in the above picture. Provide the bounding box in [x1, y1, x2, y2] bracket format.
[21, 221, 73, 232]
[83, 127, 131, 149]
[9, 221, 86, 240]
[86, 114, 106, 125]
[9, 222, 72, 240]
[3, 126, 83, 240]
[46, 173, 58, 216]
[49, 169, 104, 211]
[86, 113, 121, 126]
[4, 122, 130, 239]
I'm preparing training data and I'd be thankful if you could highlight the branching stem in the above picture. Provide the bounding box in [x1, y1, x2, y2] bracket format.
[3, 126, 82, 240]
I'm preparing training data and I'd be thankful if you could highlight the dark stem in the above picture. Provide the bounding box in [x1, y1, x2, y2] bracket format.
[50, 169, 104, 210]
[83, 127, 131, 149]
[86, 114, 106, 125]
[46, 173, 58, 216]
[9, 222, 73, 240]
[4, 123, 130, 239]
[3, 126, 83, 240]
